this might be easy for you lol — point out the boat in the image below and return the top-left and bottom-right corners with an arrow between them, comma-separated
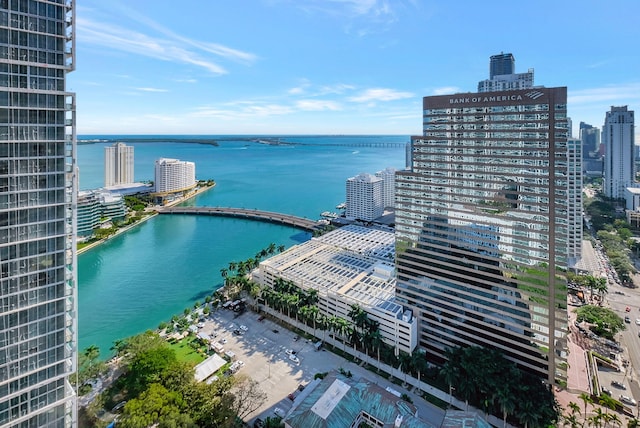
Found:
321,211 -> 339,219
336,202 -> 346,210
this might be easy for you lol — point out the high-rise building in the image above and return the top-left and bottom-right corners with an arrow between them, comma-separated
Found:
603,106 -> 635,199
345,173 -> 383,221
478,53 -> 534,93
489,52 -> 515,78
395,87 -> 569,384
374,167 -> 397,209
154,158 -> 196,194
567,138 -> 583,265
0,1 -> 77,426
579,122 -> 600,158
104,142 -> 134,187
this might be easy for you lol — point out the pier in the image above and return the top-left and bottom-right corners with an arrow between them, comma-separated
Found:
156,206 -> 323,231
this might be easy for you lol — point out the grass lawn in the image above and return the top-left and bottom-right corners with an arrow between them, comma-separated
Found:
167,336 -> 207,365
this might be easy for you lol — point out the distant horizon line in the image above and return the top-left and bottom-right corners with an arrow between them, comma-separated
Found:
78,133 -> 410,137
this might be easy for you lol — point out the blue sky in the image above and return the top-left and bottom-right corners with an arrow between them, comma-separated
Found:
71,0 -> 640,136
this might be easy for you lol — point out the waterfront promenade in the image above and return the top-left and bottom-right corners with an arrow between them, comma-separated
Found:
156,206 -> 323,232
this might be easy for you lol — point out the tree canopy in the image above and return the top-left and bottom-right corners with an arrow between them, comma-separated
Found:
439,346 -> 561,427
575,305 -> 625,339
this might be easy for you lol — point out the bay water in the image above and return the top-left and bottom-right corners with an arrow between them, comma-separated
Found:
76,135 -> 408,356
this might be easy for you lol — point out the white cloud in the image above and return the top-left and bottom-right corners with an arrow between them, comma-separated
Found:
109,3 -> 258,64
348,88 -> 414,102
136,87 -> 169,93
191,103 -> 293,119
432,86 -> 461,95
77,18 -> 228,75
296,100 -> 342,111
568,83 -> 640,105
316,83 -> 356,95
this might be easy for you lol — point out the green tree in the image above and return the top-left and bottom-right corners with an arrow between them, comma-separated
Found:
575,305 -> 625,338
493,382 -> 517,428
127,346 -> 178,396
578,392 -> 593,427
118,383 -> 195,428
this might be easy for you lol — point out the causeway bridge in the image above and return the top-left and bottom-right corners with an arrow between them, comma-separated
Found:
156,206 -> 322,231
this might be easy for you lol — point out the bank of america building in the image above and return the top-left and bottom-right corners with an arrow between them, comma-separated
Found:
0,0 -> 77,426
395,87 -> 569,384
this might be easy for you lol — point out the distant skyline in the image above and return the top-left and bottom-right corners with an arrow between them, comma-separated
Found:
72,0 -> 640,137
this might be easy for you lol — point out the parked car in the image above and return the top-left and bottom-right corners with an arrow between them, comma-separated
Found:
635,318 -> 640,325
601,387 -> 612,396
620,395 -> 637,406
285,349 -> 296,356
253,418 -> 265,428
289,354 -> 300,364
611,380 -> 626,390
274,408 -> 285,418
240,324 -> 249,331
625,316 -> 631,323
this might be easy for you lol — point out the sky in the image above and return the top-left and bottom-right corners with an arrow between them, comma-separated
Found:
70,0 -> 640,136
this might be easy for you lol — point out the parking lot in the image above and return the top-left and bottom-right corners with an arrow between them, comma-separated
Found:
201,307 -> 364,424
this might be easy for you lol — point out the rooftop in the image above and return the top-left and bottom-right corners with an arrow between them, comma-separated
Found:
284,371 -> 436,428
258,225 -> 397,310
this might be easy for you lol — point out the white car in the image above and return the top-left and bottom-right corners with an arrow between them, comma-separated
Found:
285,349 -> 296,356
274,408 -> 285,418
289,354 -> 300,364
240,324 -> 249,331
620,395 -> 637,406
635,319 -> 640,326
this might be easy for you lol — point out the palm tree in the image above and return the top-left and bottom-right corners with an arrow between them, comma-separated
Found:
220,268 -> 228,283
567,401 -> 581,418
410,350 -> 428,386
298,306 -> 310,327
277,245 -> 285,253
608,413 -> 622,428
562,413 -> 581,428
83,345 -> 100,362
339,321 -> 352,353
397,351 -> 412,384
228,261 -> 237,273
267,243 -> 276,255
349,327 -> 361,353
628,417 -> 640,428
599,393 -> 617,417
589,407 -> 605,428
348,304 -> 367,333
518,399 -> 540,428
579,392 -> 593,427
308,305 -> 319,336
369,330 -> 383,365
305,288 -> 319,307
493,384 -> 516,428
440,361 -> 459,408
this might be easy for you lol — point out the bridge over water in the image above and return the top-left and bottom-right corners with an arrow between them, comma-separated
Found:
156,206 -> 323,231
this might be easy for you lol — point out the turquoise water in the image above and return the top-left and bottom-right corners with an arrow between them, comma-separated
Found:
76,135 -> 408,356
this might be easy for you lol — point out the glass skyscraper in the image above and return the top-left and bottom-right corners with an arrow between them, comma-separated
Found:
0,0 -> 77,426
489,52 -> 515,78
395,87 -> 569,384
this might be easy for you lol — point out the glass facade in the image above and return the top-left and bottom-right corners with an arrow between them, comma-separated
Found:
0,0 -> 76,426
395,88 -> 568,384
